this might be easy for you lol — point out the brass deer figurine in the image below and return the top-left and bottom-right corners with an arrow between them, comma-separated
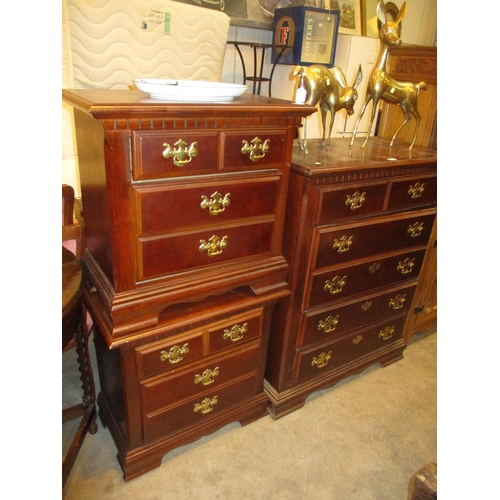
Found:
350,0 -> 427,150
294,64 -> 363,152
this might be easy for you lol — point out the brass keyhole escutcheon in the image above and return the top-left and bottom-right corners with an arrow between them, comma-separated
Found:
352,335 -> 363,345
160,343 -> 189,364
317,315 -> 340,333
199,235 -> 228,257
241,137 -> 270,162
223,323 -> 248,343
162,139 -> 198,167
200,192 -> 231,215
345,191 -> 366,210
361,300 -> 373,311
332,235 -> 353,253
311,351 -> 332,369
324,276 -> 347,295
368,262 -> 381,273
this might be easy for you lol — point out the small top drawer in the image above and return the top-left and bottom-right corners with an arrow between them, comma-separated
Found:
387,175 -> 437,211
132,130 -> 218,180
221,130 -> 287,170
316,181 -> 388,226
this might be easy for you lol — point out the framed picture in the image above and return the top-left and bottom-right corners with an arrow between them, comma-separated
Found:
335,0 -> 362,36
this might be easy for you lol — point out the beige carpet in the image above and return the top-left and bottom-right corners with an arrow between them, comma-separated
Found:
62,330 -> 436,499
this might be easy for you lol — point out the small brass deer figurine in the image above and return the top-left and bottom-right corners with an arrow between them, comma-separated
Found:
350,0 -> 427,150
294,64 -> 363,151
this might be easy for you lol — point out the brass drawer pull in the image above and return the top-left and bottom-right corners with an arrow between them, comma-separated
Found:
200,191 -> 231,215
407,222 -> 424,238
199,235 -> 228,257
241,137 -> 270,162
388,294 -> 406,310
162,139 -> 198,167
368,262 -> 380,273
194,367 -> 220,386
332,235 -> 353,253
345,191 -> 366,210
324,276 -> 347,295
223,322 -> 248,343
311,351 -> 332,368
160,343 -> 189,364
317,315 -> 340,333
408,182 -> 425,199
397,258 -> 415,275
352,335 -> 363,344
378,325 -> 395,341
194,396 -> 218,415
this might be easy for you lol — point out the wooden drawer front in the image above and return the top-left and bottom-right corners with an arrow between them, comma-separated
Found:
141,343 -> 261,414
387,175 -> 437,211
144,374 -> 258,443
307,249 -> 426,309
135,178 -> 280,234
221,130 -> 286,170
295,316 -> 406,384
137,332 -> 204,380
317,182 -> 388,225
207,309 -> 263,355
299,285 -> 416,348
132,131 -> 218,180
138,220 -> 274,280
314,213 -> 436,269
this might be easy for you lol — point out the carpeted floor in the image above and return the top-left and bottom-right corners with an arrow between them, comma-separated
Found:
62,330 -> 437,500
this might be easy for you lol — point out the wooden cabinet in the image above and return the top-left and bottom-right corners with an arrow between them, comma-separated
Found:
377,45 -> 437,149
264,138 -> 437,419
62,89 -> 315,480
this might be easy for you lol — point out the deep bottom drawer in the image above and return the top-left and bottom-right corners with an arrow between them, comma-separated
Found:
294,315 -> 406,384
144,374 -> 258,443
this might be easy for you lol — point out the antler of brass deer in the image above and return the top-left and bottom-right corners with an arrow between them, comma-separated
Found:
294,64 -> 362,152
350,0 -> 427,150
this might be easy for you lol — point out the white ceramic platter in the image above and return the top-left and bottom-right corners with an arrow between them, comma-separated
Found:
133,79 -> 248,102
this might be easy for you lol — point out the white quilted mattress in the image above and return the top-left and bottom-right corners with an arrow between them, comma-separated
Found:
65,0 -> 231,89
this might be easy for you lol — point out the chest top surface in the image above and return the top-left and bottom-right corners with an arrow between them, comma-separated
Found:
291,138 -> 437,179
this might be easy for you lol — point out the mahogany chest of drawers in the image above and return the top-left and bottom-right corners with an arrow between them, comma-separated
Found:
62,89 -> 315,479
264,138 -> 437,419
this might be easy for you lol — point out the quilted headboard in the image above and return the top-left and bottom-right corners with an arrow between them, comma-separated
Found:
62,0 -> 231,194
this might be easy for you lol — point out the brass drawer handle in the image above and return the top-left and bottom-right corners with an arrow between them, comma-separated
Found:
199,235 -> 228,257
324,276 -> 347,295
345,191 -> 366,210
200,191 -> 231,215
408,182 -> 425,199
241,137 -> 270,162
223,322 -> 248,343
317,315 -> 340,333
194,367 -> 220,386
194,396 -> 218,415
332,235 -> 353,253
378,325 -> 395,341
160,343 -> 189,364
397,258 -> 415,275
352,335 -> 363,344
162,139 -> 198,167
407,222 -> 424,238
311,351 -> 332,369
388,294 -> 406,310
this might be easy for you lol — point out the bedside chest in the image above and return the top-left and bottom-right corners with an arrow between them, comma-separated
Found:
62,90 -> 315,480
264,138 -> 437,419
